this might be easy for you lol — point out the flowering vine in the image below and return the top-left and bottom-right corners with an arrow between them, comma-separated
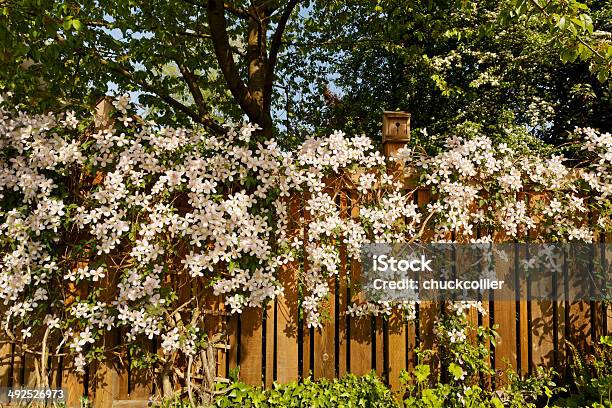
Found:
0,96 -> 609,379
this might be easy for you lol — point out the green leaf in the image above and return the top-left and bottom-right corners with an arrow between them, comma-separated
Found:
557,16 -> 567,30
600,336 -> 612,347
544,385 -> 553,398
448,362 -> 465,381
414,364 -> 430,383
596,68 -> 609,83
491,397 -> 504,408
570,17 -> 584,30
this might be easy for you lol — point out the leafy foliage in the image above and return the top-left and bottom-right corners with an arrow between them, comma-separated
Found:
283,0 -> 611,144
550,336 -> 612,407
213,373 -> 396,408
1,0 -> 610,142
0,0 -> 304,135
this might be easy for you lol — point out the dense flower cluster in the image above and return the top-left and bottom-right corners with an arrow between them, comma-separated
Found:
0,97 -> 609,372
394,131 -> 610,242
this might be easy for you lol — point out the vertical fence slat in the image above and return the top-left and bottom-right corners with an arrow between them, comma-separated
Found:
479,297 -> 493,389
530,301 -> 555,371
314,283 -> 335,379
24,347 -> 39,387
338,190 -> 349,378
129,342 -> 154,401
274,196 -> 300,383
226,316 -> 238,379
62,279 -> 88,406
387,313 -> 406,390
313,188 -> 339,380
217,301 -> 228,381
0,341 -> 11,387
592,240 -> 607,339
62,355 -> 87,408
567,302 -> 592,351
203,291 -> 225,388
492,246 -> 518,378
90,352 -> 123,408
518,296 -> 529,376
493,305 -> 518,376
416,190 -> 436,354
239,309 -> 263,386
47,353 -> 63,389
348,190 -> 372,376
554,296 -> 567,377
265,302 -> 275,387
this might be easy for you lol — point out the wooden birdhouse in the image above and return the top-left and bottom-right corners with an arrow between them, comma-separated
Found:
382,111 -> 410,143
382,111 -> 410,158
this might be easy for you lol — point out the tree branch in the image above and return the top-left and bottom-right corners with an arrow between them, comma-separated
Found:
264,0 -> 300,111
96,54 -> 224,134
207,0 -> 262,124
180,0 -> 251,19
175,30 -> 212,40
527,0 -> 606,61
175,60 -> 210,120
224,1 -> 251,19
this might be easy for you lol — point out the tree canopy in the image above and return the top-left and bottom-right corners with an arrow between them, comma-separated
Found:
1,0 -> 610,142
282,0 -> 612,145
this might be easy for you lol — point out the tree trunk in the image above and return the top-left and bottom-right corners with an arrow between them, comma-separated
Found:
207,0 -> 274,138
246,7 -> 273,137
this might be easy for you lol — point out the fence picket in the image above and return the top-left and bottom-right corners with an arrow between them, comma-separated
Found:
348,190 -> 373,376
0,341 -> 10,387
387,313 -> 407,390
238,309 -> 263,386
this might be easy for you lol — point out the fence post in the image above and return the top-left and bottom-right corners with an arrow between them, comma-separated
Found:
382,111 -> 410,158
381,111 -> 413,389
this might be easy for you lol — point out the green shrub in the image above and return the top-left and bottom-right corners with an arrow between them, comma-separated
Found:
214,372 -> 396,408
549,336 -> 612,407
153,320 -> 610,408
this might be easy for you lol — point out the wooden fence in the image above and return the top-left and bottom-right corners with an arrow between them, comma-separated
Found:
1,110 -> 610,407
1,188 -> 610,407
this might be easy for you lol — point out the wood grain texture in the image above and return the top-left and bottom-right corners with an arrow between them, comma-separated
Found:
239,309 -> 263,386
0,341 -> 11,387
90,332 -> 126,408
492,250 -> 517,377
226,316 -> 239,379
348,191 -> 372,376
314,282 -> 335,379
337,191 -> 349,377
387,313 -> 407,390
265,302 -> 275,387
275,268 -> 299,383
61,355 -> 87,408
274,196 -> 301,383
416,189 -> 437,357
